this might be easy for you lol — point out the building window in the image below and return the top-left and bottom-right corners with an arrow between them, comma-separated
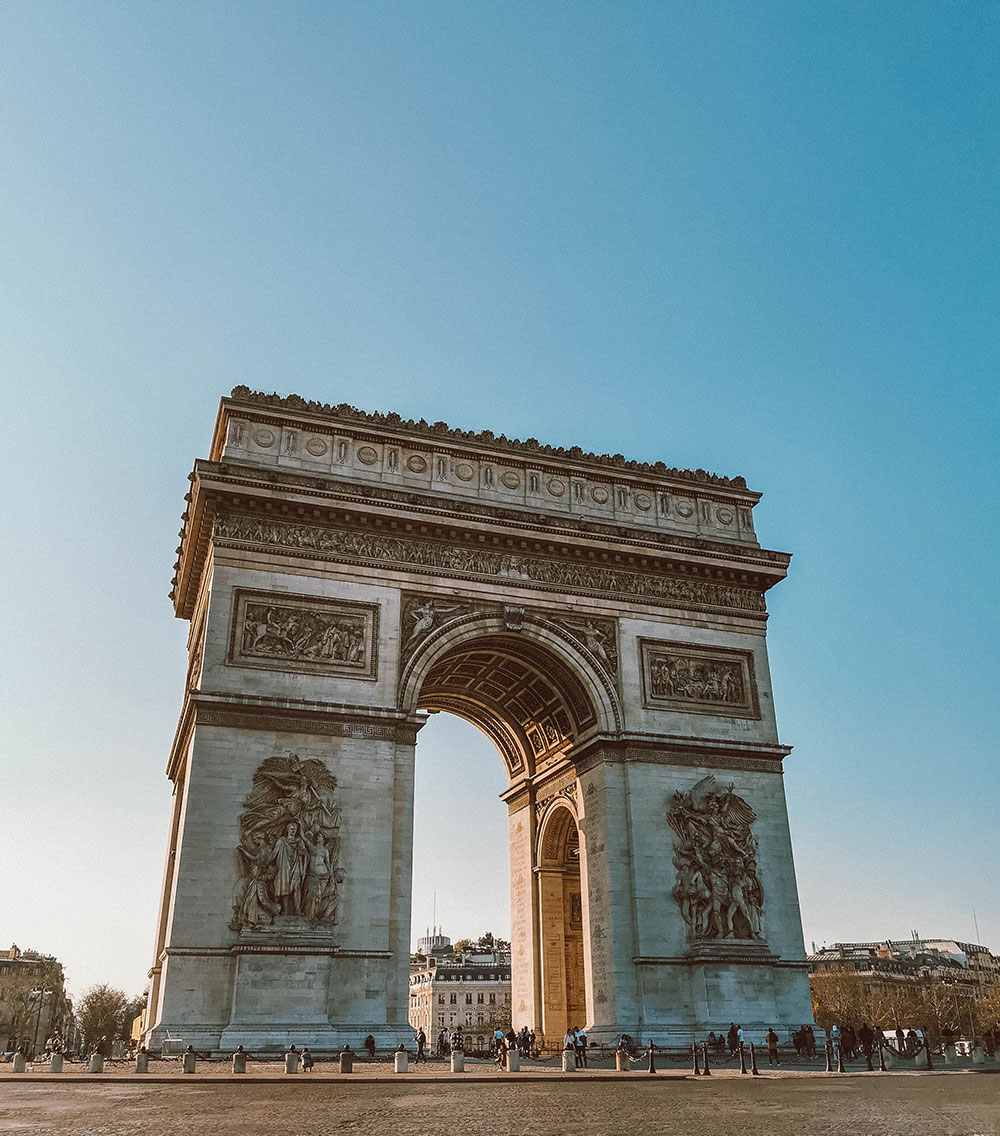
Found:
437,1015 -> 444,1026
438,994 -> 444,1004
489,993 -> 496,1004
465,994 -> 472,1004
450,993 -> 457,1004
477,993 -> 484,1004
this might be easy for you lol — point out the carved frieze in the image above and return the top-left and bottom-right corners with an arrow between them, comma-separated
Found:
227,588 -> 379,679
230,754 -> 344,933
640,638 -> 760,718
667,775 -> 763,942
213,514 -> 766,616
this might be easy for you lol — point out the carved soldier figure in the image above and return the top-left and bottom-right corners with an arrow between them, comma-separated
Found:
272,821 -> 309,915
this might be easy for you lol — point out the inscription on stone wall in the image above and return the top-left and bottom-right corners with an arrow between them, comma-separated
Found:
230,754 -> 344,933
667,775 -> 763,942
639,638 -> 759,718
227,588 -> 379,679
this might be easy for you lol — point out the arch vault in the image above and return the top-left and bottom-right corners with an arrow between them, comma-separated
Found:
145,388 -> 814,1051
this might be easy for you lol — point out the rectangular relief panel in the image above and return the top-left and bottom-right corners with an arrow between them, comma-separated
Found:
228,588 -> 379,679
639,638 -> 759,719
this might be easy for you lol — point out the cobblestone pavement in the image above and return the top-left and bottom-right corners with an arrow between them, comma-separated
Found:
1,1074 -> 997,1136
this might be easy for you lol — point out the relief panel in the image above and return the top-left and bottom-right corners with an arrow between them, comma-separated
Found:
639,638 -> 759,719
227,588 -> 379,679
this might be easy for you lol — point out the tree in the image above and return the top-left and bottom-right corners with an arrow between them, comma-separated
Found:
974,982 -> 1000,1034
453,939 -> 475,954
76,985 -> 129,1052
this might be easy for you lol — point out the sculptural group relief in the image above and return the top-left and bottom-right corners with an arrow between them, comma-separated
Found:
640,639 -> 760,718
230,754 -> 344,933
227,588 -> 379,679
667,775 -> 764,943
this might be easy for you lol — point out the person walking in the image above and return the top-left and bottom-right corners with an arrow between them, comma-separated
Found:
576,1026 -> 588,1068
766,1028 -> 780,1065
301,1047 -> 314,1072
414,1028 -> 426,1064
727,1023 -> 739,1056
364,1034 -> 376,1059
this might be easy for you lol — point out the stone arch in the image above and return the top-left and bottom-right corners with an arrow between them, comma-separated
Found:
534,799 -> 587,1042
398,609 -> 621,780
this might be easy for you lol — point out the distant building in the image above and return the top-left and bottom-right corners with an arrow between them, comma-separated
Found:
0,945 -> 74,1055
409,934 -> 512,1052
808,932 -> 1000,1000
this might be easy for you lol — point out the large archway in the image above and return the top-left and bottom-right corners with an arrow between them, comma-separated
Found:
400,616 -> 612,1045
145,388 -> 815,1054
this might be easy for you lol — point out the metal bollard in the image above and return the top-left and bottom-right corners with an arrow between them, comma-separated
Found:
837,1042 -> 845,1073
702,1042 -> 711,1076
12,1053 -> 26,1073
89,1054 -> 105,1074
749,1043 -> 760,1075
692,1043 -> 701,1075
394,1045 -> 408,1074
646,1042 -> 656,1074
739,1041 -> 748,1074
506,1049 -> 520,1072
450,1051 -> 464,1073
616,1049 -> 629,1072
134,1052 -> 148,1074
339,1045 -> 354,1074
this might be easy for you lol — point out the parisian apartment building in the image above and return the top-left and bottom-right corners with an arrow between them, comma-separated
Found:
408,930 -> 512,1053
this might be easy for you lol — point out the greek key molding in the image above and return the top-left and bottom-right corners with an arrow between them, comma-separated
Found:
213,513 -> 766,617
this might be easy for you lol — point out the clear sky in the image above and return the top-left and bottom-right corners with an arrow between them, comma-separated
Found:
1,1 -> 997,1001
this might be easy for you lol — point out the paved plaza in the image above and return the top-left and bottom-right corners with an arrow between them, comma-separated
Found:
1,1070 -> 997,1136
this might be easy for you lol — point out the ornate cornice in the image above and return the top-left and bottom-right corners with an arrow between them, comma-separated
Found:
166,691 -> 423,779
228,386 -> 749,489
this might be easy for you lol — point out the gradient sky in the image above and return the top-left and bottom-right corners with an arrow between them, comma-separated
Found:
1,1 -> 997,1001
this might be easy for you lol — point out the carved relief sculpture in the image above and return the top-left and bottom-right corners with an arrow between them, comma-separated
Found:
547,615 -> 618,676
231,754 -> 344,932
667,776 -> 763,942
228,588 -> 379,679
640,639 -> 760,718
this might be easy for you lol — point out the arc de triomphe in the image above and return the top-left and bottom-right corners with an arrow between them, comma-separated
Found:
145,387 -> 813,1051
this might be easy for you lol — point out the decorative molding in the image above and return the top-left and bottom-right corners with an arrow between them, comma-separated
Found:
639,638 -> 761,719
213,513 -> 766,617
228,386 -> 749,489
227,588 -> 379,680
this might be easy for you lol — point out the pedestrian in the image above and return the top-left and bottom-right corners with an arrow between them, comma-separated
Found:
859,1023 -> 874,1061
727,1022 -> 739,1056
736,1024 -> 745,1053
364,1034 -> 376,1058
529,1030 -> 537,1057
495,1034 -> 507,1069
414,1028 -> 426,1063
766,1027 -> 779,1065
894,1026 -> 905,1052
805,1025 -> 816,1059
301,1047 -> 314,1072
576,1025 -> 588,1068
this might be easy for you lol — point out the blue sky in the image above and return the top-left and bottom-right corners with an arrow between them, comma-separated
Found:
1,1 -> 997,997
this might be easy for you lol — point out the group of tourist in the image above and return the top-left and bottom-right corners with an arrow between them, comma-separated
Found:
561,1026 -> 589,1067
